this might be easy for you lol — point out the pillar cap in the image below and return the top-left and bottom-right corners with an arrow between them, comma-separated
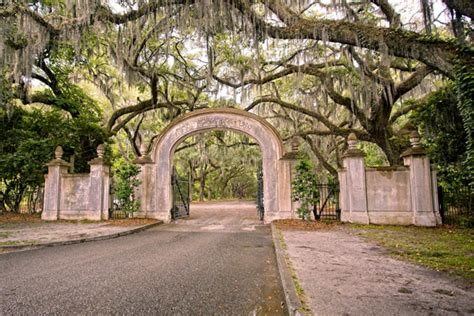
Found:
89,144 -> 110,165
46,146 -> 71,167
133,143 -> 154,164
133,156 -> 154,164
401,131 -> 426,157
342,133 -> 365,158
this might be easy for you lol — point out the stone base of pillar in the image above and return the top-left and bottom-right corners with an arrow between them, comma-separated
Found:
340,210 -> 350,222
147,211 -> 172,223
41,212 -> 59,221
133,211 -> 148,218
413,213 -> 437,227
58,211 -> 102,221
265,211 -> 292,224
368,211 -> 412,225
345,211 -> 370,224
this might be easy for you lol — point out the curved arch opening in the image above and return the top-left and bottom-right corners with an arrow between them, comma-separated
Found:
137,108 -> 293,223
171,130 -> 263,223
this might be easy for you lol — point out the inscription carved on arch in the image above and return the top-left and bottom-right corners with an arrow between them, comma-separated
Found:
174,117 -> 254,139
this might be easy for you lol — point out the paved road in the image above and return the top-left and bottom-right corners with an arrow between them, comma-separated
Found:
0,202 -> 287,315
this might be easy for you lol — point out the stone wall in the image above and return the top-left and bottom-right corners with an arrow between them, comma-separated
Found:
338,132 -> 441,227
42,145 -> 110,221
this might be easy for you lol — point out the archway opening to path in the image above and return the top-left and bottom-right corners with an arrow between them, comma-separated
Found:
172,130 -> 262,224
137,108 -> 293,223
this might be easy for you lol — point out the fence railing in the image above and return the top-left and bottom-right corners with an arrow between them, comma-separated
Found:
18,186 -> 44,214
313,183 -> 340,220
439,185 -> 473,227
171,168 -> 190,220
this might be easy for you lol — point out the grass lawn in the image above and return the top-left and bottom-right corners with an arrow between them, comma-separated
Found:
348,224 -> 474,283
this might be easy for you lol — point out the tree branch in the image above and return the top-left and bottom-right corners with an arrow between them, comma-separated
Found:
303,136 -> 338,177
370,0 -> 401,27
393,65 -> 433,102
245,96 -> 362,138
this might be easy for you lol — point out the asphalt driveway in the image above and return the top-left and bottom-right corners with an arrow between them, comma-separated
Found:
0,202 -> 286,315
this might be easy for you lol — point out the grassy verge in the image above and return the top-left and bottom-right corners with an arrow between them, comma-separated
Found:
276,228 -> 312,314
0,231 -> 12,238
348,224 -> 474,282
0,240 -> 38,246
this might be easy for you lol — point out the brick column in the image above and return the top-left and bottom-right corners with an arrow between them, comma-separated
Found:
42,146 -> 71,221
88,145 -> 110,220
339,133 -> 369,224
402,132 -> 440,226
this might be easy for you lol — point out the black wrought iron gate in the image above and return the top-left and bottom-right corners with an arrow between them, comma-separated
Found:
256,164 -> 264,221
313,183 -> 340,220
171,167 -> 190,220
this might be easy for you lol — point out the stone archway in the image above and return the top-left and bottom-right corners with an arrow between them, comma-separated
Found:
135,108 -> 293,223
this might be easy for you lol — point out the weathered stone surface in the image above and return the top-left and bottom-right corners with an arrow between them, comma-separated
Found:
339,134 -> 441,226
42,145 -> 110,221
140,108 -> 293,223
42,147 -> 71,221
403,155 -> 439,226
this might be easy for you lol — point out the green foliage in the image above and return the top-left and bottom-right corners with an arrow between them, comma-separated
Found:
454,57 -> 474,186
292,160 -> 318,221
0,69 -> 14,113
33,44 -> 103,119
173,131 -> 260,201
411,82 -> 471,189
0,67 -> 108,212
358,141 -> 388,166
0,105 -> 107,212
5,23 -> 28,50
112,158 -> 141,214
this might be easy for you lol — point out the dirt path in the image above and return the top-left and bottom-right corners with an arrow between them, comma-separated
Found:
167,200 -> 262,232
281,228 -> 474,315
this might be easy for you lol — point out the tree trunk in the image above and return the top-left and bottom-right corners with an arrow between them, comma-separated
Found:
199,171 -> 207,202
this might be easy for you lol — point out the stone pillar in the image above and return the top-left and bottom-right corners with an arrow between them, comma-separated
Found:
88,145 -> 110,220
280,137 -> 302,219
276,158 -> 293,221
42,146 -> 71,220
339,133 -> 369,224
134,144 -> 154,218
402,132 -> 439,226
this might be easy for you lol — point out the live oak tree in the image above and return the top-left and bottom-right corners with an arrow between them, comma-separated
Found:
0,0 -> 472,181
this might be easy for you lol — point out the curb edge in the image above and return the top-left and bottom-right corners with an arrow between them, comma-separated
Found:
0,221 -> 163,252
271,222 -> 311,316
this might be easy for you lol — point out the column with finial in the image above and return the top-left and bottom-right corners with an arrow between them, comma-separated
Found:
339,133 -> 369,224
133,143 -> 154,217
42,146 -> 71,220
88,144 -> 110,220
401,131 -> 440,226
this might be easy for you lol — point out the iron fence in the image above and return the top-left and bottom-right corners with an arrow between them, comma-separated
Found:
438,185 -> 473,227
171,168 -> 190,220
19,186 -> 44,213
313,183 -> 340,221
256,164 -> 264,221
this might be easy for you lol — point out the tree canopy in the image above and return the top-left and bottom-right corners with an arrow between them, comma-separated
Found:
0,0 -> 473,206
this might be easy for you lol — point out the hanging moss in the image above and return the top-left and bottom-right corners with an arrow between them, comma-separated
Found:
5,23 -> 28,50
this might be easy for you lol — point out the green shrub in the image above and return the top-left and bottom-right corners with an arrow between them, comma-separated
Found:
292,160 -> 318,221
113,159 -> 141,215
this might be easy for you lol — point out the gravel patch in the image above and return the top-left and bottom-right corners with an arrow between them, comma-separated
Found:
281,229 -> 474,315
